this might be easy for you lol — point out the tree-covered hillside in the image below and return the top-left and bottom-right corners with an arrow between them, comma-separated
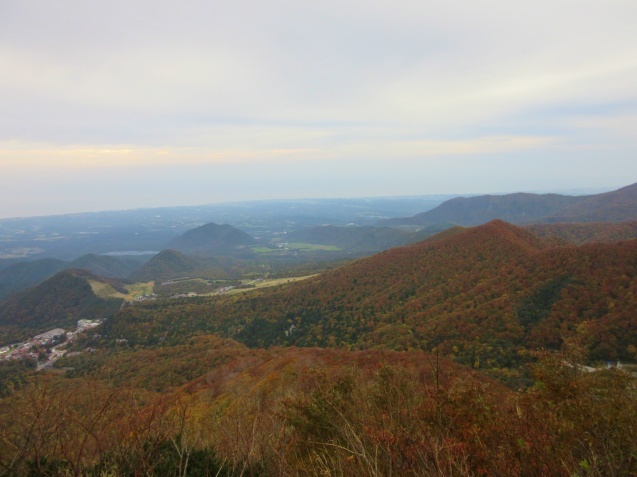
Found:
0,269 -> 124,345
89,220 -> 637,386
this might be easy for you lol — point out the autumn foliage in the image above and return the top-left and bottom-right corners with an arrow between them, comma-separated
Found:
0,344 -> 635,476
93,220 -> 637,384
2,221 -> 637,475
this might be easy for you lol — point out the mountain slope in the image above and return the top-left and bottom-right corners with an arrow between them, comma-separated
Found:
69,253 -> 142,279
128,250 -> 201,282
226,221 -> 636,369
102,220 -> 637,381
544,182 -> 637,223
167,222 -> 256,255
0,269 -> 124,345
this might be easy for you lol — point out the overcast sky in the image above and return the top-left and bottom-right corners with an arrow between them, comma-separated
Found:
1,0 -> 636,218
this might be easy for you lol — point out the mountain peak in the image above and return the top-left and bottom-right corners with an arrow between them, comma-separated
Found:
167,222 -> 256,255
460,219 -> 549,252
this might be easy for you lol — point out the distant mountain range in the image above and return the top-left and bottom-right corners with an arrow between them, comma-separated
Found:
0,223 -> 258,298
2,183 -> 637,317
0,196 -> 448,260
381,182 -> 637,227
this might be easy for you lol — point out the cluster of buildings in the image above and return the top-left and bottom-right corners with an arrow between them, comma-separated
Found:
170,292 -> 200,299
0,320 -> 102,366
168,285 -> 237,299
135,293 -> 157,302
215,285 -> 236,294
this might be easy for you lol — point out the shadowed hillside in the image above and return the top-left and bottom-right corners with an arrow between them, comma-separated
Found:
0,254 -> 143,301
129,250 -> 201,282
0,258 -> 67,301
0,269 -> 124,345
69,253 -> 143,279
129,249 -> 231,282
167,222 -> 256,255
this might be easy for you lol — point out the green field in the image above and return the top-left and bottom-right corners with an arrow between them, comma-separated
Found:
124,281 -> 155,301
227,274 -> 318,295
88,280 -> 129,300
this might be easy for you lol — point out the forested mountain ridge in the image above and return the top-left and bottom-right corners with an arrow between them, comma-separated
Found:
382,193 -> 585,226
3,335 -> 636,476
99,220 -> 637,384
542,182 -> 637,223
382,182 -> 637,227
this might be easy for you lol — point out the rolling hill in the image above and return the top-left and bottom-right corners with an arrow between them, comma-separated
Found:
167,222 -> 256,255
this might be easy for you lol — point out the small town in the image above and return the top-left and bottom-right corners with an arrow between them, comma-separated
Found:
0,319 -> 102,370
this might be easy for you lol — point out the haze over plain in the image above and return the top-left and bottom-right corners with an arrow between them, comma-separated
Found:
1,0 -> 636,218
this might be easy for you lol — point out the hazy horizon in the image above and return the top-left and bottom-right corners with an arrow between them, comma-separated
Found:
2,1 -> 636,218
0,185 -> 617,221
